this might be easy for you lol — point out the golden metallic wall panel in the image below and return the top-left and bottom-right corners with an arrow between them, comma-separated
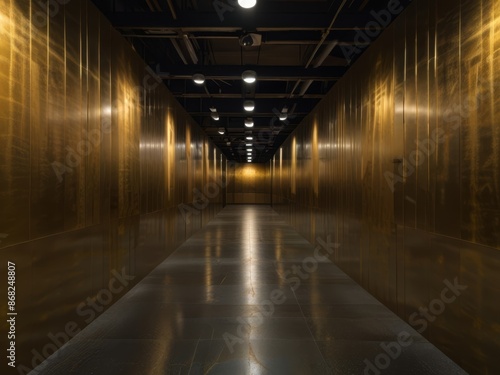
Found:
0,0 -> 225,372
0,0 -> 31,247
272,0 -> 500,373
227,163 -> 271,204
434,0 -> 462,238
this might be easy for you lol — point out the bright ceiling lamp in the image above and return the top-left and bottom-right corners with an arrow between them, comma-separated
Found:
244,118 -> 254,127
218,127 -> 225,134
209,107 -> 219,120
193,73 -> 205,84
279,106 -> 288,121
246,148 -> 252,152
246,136 -> 253,140
242,70 -> 257,83
246,143 -> 252,146
243,100 -> 255,111
238,0 -> 257,9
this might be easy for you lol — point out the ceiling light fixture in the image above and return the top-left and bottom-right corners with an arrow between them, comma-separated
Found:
243,100 -> 255,111
238,0 -> 257,9
193,73 -> 205,84
218,128 -> 225,134
279,106 -> 288,121
244,118 -> 254,127
211,112 -> 220,121
246,143 -> 252,146
242,70 -> 257,83
246,136 -> 253,140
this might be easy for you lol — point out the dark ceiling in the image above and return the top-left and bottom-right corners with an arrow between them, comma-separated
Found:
91,0 -> 412,163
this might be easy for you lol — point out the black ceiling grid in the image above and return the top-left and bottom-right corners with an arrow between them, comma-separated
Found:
92,0 -> 412,162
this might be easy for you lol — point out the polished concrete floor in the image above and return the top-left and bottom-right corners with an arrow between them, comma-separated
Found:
35,205 -> 466,375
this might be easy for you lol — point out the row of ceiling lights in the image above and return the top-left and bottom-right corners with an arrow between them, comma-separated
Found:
192,70 -> 256,86
192,46 -> 277,162
195,70 -> 258,139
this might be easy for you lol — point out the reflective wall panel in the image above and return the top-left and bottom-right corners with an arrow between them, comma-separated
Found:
227,163 -> 271,204
0,1 -> 225,373
271,0 -> 500,373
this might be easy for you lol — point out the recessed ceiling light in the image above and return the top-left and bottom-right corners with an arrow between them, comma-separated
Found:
246,136 -> 253,140
246,148 -> 252,152
246,143 -> 252,146
243,100 -> 255,111
238,0 -> 257,9
279,113 -> 287,121
218,128 -> 225,134
193,73 -> 205,84
245,118 -> 254,127
211,112 -> 220,121
242,70 -> 257,83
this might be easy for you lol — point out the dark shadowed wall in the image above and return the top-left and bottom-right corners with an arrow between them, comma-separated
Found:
0,1 -> 225,373
271,0 -> 500,373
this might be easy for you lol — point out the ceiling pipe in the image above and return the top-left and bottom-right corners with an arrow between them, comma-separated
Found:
170,39 -> 188,64
312,40 -> 339,68
298,80 -> 313,96
289,0 -> 347,98
183,34 -> 199,64
166,0 -> 178,19
145,0 -> 156,12
299,40 -> 338,96
151,0 -> 162,11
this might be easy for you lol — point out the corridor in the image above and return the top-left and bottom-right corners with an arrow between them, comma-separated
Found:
33,206 -> 465,375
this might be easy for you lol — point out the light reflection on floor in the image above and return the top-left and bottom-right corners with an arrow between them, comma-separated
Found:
32,205 -> 466,375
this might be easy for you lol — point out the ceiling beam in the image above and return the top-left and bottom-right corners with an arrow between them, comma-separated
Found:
156,65 -> 346,81
180,97 -> 318,113
107,12 -> 375,31
189,112 -> 308,117
122,30 -> 372,46
174,93 -> 325,99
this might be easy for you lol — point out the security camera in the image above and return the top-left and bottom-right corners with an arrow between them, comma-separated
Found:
239,33 -> 262,47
